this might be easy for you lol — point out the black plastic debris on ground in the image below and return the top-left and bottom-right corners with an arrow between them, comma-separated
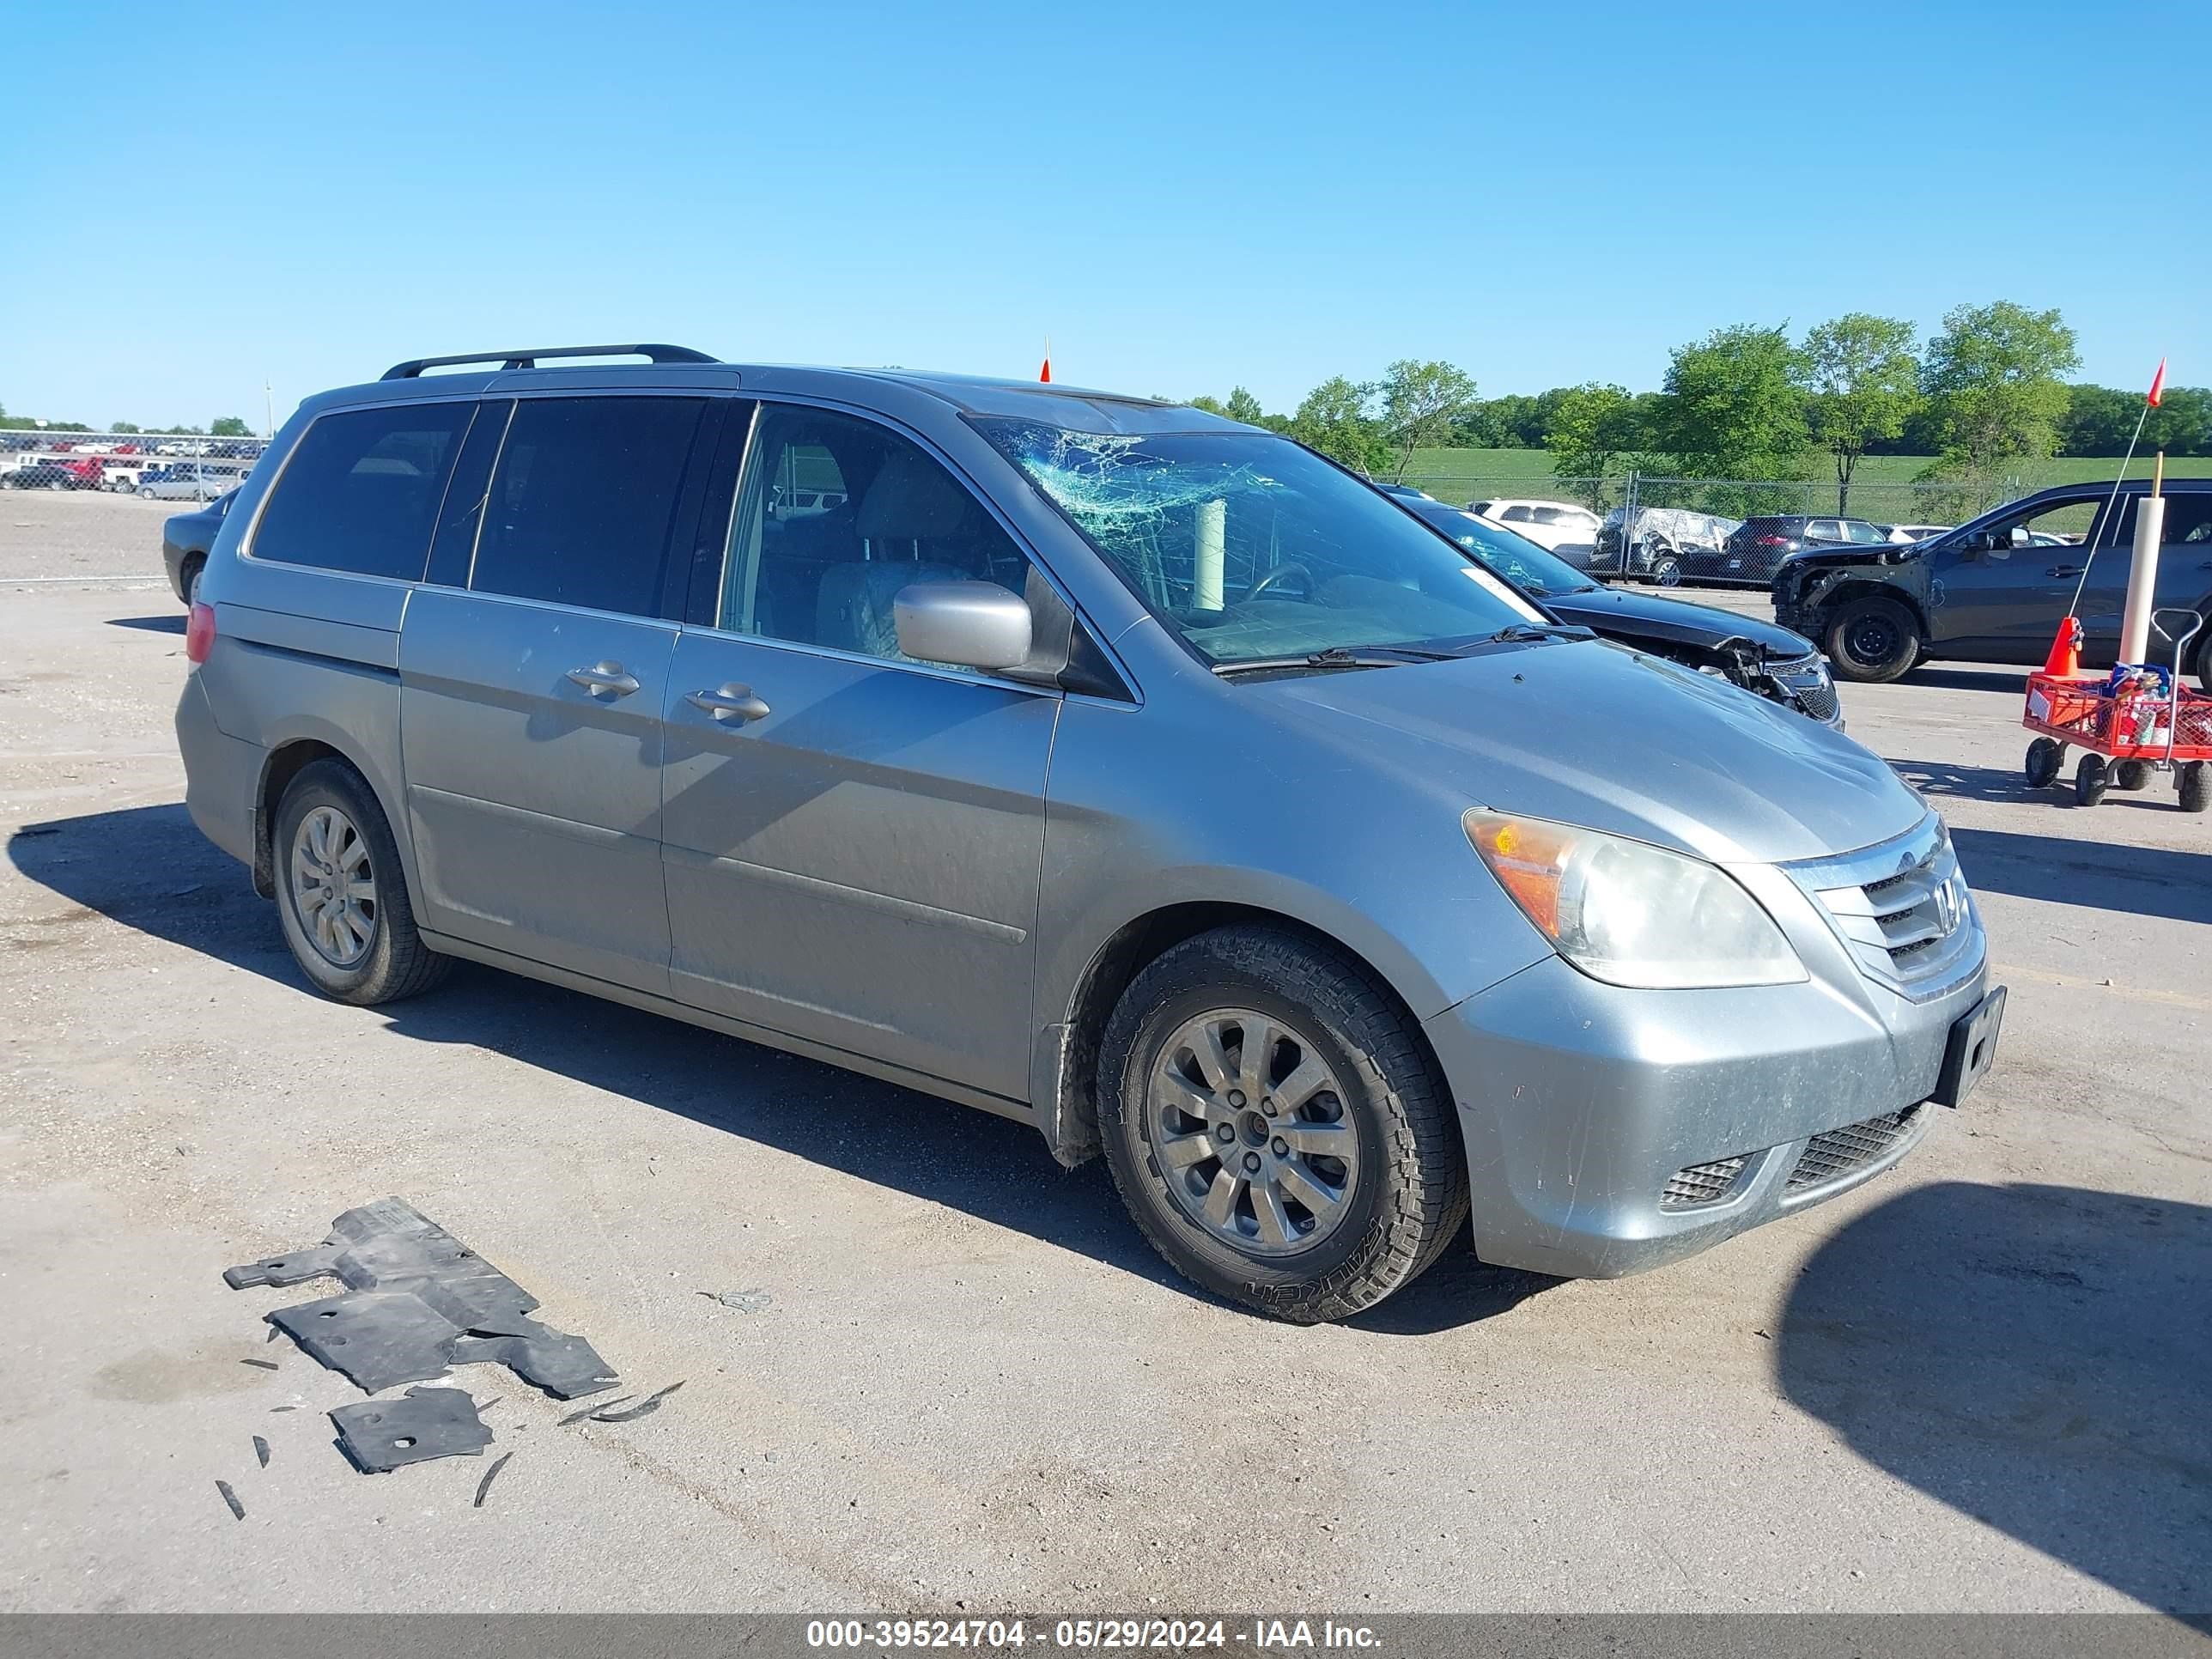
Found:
223,1197 -> 618,1400
330,1386 -> 493,1474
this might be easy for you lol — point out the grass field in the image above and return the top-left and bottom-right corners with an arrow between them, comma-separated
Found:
1399,447 -> 2212,501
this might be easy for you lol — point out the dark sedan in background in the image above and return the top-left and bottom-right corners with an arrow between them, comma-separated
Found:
161,488 -> 240,604
1399,498 -> 1842,726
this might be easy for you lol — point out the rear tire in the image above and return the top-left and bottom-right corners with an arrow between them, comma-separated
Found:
273,760 -> 451,1006
1826,596 -> 1921,683
1097,925 -> 1467,1323
2115,759 -> 2150,792
179,556 -> 204,607
1647,553 -> 1682,587
2074,753 -> 2109,808
2025,738 -> 2063,788
2181,762 -> 2208,815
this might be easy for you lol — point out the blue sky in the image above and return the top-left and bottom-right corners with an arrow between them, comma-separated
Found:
4,0 -> 2204,430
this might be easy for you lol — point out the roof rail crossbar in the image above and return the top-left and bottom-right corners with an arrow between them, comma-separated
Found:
380,343 -> 720,380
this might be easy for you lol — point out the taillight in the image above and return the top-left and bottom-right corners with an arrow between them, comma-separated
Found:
185,601 -> 216,665
1754,535 -> 1789,547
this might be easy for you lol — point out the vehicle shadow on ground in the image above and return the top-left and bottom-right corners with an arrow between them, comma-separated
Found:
1948,823 -> 2212,924
1904,665 -> 2028,694
1778,1181 -> 2212,1621
105,614 -> 185,634
8,804 -> 1539,1328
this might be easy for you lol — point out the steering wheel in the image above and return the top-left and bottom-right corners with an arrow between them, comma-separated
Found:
1246,562 -> 1314,602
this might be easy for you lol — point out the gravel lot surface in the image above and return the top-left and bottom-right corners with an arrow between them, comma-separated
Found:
2,493 -> 2206,1616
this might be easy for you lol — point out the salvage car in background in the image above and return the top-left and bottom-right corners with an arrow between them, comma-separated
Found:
1399,499 -> 1841,726
1721,514 -> 1892,584
1467,498 -> 1605,561
176,343 -> 1998,1323
1591,505 -> 1741,586
161,487 -> 240,604
1774,480 -> 2212,685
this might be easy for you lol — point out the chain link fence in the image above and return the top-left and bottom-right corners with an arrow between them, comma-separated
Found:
0,429 -> 266,501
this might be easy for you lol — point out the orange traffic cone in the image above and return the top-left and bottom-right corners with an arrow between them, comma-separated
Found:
2041,616 -> 2082,678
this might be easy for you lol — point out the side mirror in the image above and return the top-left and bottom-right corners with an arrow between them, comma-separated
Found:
893,580 -> 1033,672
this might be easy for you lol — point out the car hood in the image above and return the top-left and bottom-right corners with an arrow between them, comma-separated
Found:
1540,586 -> 1817,658
1776,543 -> 1924,578
1260,639 -> 1922,866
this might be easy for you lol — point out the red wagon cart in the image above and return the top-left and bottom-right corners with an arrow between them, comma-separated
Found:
2023,608 -> 2209,810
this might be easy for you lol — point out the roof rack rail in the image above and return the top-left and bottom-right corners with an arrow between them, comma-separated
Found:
380,343 -> 720,380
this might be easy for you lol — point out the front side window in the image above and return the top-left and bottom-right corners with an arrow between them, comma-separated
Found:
720,404 -> 1034,664
252,401 -> 473,579
1968,494 -> 2100,557
470,396 -> 706,616
977,422 -> 1542,667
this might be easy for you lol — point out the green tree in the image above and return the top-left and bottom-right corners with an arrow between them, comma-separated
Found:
1649,324 -> 1810,481
2147,386 -> 2212,457
210,416 -> 252,436
1291,376 -> 1390,474
1796,313 -> 1920,514
1918,301 -> 2078,483
1376,360 -> 1479,480
1545,383 -> 1645,503
111,421 -> 142,434
2059,384 -> 2138,455
1224,386 -> 1266,426
1187,394 -> 1228,416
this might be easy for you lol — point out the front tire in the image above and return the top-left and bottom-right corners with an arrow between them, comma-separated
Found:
2181,762 -> 2208,814
2025,737 -> 2064,788
1097,925 -> 1467,1323
2074,753 -> 2109,808
180,556 -> 204,607
1647,553 -> 1683,587
273,759 -> 451,1006
1826,596 -> 1921,683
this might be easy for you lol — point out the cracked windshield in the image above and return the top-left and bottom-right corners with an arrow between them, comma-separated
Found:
979,422 -> 1541,667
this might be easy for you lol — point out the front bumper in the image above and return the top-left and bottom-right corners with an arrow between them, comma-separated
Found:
1424,939 -> 1985,1279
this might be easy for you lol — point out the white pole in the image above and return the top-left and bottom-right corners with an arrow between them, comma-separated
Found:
264,380 -> 274,438
1194,498 -> 1226,611
2118,453 -> 2166,666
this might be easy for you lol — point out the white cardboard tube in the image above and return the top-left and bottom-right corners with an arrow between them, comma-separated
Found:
2119,493 -> 2165,666
1194,498 -> 1226,611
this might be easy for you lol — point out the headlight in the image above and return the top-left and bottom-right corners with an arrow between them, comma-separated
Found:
1464,811 -> 1804,989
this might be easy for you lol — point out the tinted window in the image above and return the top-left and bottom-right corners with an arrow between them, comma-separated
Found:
252,402 -> 473,579
2111,493 -> 2212,547
1500,505 -> 1535,521
720,404 -> 1033,665
471,396 -> 706,616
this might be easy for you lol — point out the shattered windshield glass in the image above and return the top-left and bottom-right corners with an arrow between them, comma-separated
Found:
976,422 -> 1543,666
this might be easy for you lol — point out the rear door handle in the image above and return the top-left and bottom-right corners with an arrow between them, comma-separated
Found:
565,661 -> 641,697
684,683 -> 771,723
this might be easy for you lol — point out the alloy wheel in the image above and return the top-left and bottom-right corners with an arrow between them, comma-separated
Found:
1147,1008 -> 1359,1255
289,805 -> 377,967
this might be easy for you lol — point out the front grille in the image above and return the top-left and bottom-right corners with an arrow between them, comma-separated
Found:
1661,1155 -> 1750,1209
1785,814 -> 1981,1000
1767,653 -> 1839,722
1787,1108 -> 1922,1191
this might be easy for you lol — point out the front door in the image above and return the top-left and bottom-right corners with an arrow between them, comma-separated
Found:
658,402 -> 1057,1100
398,392 -> 716,992
1927,491 -> 2106,654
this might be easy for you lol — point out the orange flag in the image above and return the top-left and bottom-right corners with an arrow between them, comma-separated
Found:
1039,343 -> 1052,384
2148,359 -> 2166,407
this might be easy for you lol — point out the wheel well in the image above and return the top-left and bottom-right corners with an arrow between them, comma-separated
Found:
1048,902 -> 1449,1168
251,739 -> 347,896
1814,580 -> 1927,638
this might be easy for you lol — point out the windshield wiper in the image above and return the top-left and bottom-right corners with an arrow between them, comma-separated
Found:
1480,623 -> 1596,646
1212,644 -> 1460,678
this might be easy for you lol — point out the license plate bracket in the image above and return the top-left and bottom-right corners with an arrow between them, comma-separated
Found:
1931,985 -> 2006,1109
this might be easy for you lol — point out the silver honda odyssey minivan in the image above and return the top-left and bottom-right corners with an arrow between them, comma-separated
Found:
175,344 -> 2005,1322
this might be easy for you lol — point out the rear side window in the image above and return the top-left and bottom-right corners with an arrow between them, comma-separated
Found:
470,396 -> 707,617
252,402 -> 474,579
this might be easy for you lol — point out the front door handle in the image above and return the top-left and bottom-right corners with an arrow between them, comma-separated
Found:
685,683 -> 771,723
2047,564 -> 2084,580
565,661 -> 641,698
